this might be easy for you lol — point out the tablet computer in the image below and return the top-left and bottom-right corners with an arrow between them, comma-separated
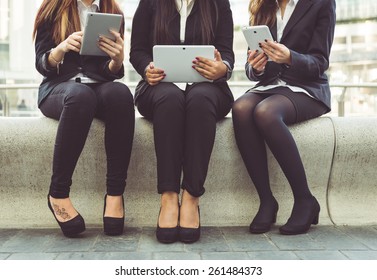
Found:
80,12 -> 122,56
153,45 -> 215,83
242,25 -> 273,53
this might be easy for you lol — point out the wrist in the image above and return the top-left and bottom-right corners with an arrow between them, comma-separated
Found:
109,59 -> 123,74
110,59 -> 123,68
50,49 -> 62,64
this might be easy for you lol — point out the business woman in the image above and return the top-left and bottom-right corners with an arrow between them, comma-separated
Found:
33,0 -> 135,237
232,0 -> 335,235
130,0 -> 234,243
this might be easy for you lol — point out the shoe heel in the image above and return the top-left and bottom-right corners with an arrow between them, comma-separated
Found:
312,213 -> 319,225
103,194 -> 125,236
272,212 -> 277,223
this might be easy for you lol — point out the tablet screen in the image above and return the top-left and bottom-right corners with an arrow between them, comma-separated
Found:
80,12 -> 122,56
153,45 -> 215,83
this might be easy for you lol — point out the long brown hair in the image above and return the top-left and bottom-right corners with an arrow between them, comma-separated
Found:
249,0 -> 279,27
33,0 -> 124,45
154,0 -> 218,44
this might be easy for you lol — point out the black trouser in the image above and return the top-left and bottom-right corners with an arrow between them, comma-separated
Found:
40,81 -> 135,198
137,82 -> 232,197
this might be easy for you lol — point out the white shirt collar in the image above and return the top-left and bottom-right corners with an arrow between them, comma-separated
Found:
276,0 -> 299,42
175,0 -> 195,43
77,0 -> 100,30
77,0 -> 100,10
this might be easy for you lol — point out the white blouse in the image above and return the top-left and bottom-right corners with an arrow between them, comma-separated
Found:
77,0 -> 100,31
175,0 -> 195,43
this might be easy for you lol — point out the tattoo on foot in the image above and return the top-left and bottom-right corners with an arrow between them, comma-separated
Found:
52,203 -> 71,220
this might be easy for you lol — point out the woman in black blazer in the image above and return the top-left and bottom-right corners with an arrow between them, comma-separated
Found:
33,0 -> 135,237
130,0 -> 234,243
232,0 -> 336,235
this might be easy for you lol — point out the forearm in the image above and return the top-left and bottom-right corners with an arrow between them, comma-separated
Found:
47,46 -> 65,68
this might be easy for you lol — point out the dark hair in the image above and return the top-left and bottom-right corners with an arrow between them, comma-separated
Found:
249,0 -> 279,27
154,0 -> 218,44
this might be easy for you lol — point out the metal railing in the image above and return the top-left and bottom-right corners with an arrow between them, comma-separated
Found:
1,82 -> 377,117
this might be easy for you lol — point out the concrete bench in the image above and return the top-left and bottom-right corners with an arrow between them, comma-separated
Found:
0,116 -> 376,228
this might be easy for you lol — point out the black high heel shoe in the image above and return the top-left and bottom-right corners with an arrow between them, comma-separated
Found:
249,198 -> 279,234
179,206 -> 200,243
47,195 -> 85,238
279,196 -> 320,235
103,194 -> 125,236
156,206 -> 179,244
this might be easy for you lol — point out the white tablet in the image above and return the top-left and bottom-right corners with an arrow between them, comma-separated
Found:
242,25 -> 274,53
153,45 -> 215,83
80,12 -> 122,56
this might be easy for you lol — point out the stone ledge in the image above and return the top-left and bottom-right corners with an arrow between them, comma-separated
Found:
0,116 -> 376,228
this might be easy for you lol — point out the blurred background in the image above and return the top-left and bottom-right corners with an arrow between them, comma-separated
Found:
1,0 -> 377,117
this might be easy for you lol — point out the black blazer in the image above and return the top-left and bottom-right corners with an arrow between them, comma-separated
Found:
35,18 -> 124,107
246,0 -> 336,112
129,0 -> 234,103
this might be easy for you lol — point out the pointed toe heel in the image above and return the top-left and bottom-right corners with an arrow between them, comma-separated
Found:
179,206 -> 200,243
249,198 -> 279,234
279,196 -> 320,235
47,195 -> 85,238
156,225 -> 179,244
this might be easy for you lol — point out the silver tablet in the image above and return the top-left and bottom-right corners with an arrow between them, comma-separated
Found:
242,25 -> 274,53
80,12 -> 122,56
153,45 -> 215,83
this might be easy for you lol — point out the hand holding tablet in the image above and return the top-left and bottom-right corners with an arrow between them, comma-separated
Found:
153,45 -> 215,83
80,12 -> 123,56
243,25 -> 291,65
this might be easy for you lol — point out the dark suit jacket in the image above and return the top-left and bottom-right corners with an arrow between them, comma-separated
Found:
129,0 -> 234,103
35,18 -> 124,107
246,0 -> 336,112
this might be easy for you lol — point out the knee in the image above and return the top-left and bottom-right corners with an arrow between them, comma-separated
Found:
186,84 -> 216,112
253,103 -> 280,129
153,84 -> 184,109
64,84 -> 97,113
232,97 -> 255,122
101,82 -> 134,110
232,98 -> 250,115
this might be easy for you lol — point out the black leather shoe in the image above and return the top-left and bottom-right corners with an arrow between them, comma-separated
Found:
103,194 -> 125,236
156,207 -> 179,243
47,195 -> 85,238
279,196 -> 320,235
249,197 -> 279,234
179,206 -> 200,243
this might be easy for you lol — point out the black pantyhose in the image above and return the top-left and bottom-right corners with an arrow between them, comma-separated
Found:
232,92 -> 314,225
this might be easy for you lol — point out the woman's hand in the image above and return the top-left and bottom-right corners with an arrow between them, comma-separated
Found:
145,62 -> 165,86
247,49 -> 268,74
98,30 -> 125,73
57,31 -> 84,53
260,40 -> 291,65
48,31 -> 83,69
192,49 -> 228,80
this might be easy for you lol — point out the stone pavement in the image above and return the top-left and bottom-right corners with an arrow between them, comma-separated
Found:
1,225 -> 377,260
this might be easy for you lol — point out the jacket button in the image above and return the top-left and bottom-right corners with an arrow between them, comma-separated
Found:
77,67 -> 83,71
